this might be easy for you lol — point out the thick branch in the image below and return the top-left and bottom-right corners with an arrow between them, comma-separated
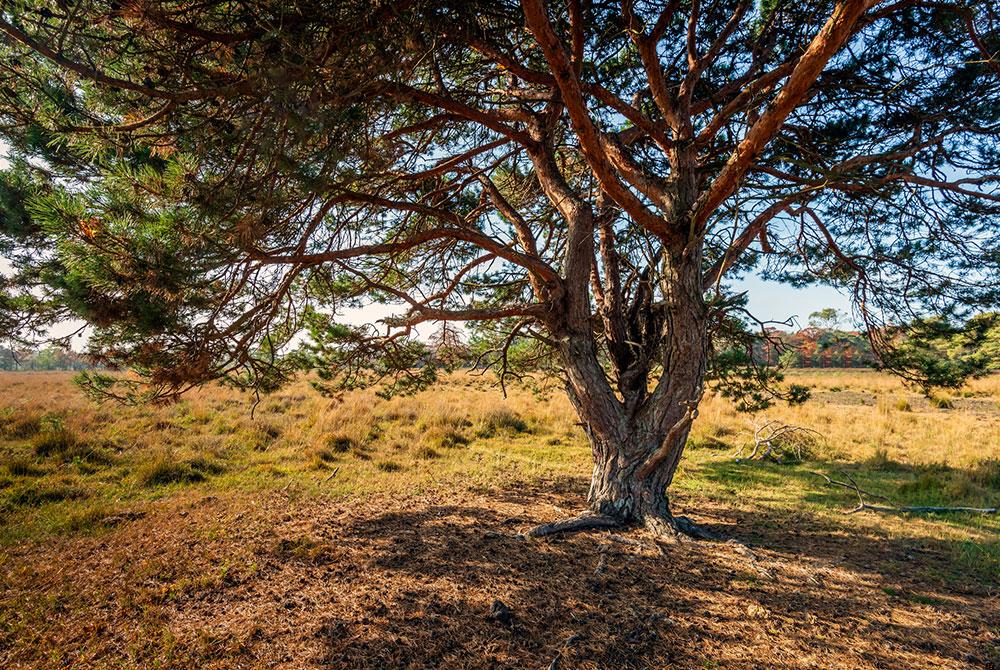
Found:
522,0 -> 673,241
693,0 -> 873,230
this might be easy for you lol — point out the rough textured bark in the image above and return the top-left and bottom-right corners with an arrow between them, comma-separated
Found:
553,244 -> 710,537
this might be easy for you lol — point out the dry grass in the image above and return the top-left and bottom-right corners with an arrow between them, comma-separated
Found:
0,369 -> 998,669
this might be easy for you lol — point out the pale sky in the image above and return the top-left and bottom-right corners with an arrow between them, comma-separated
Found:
736,275 -> 853,328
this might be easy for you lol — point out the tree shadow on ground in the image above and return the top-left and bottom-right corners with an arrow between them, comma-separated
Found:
299,480 -> 997,669
4,475 -> 997,669
688,447 -> 1000,523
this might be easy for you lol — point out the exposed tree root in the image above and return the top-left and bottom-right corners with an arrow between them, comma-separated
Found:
525,512 -> 622,537
644,514 -> 721,542
525,510 -> 721,542
669,515 -> 722,541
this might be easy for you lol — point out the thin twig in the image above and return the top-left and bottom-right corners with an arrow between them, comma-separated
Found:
811,471 -> 998,515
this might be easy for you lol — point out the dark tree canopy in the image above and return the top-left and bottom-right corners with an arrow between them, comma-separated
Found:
1,0 -> 999,533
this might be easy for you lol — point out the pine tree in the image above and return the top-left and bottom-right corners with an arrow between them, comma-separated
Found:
1,1 -> 998,536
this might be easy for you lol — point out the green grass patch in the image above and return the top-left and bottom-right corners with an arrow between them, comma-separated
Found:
882,587 -> 944,607
6,480 -> 90,507
137,452 -> 225,487
4,456 -> 44,477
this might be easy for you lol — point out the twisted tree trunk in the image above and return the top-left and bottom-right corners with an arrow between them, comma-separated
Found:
537,251 -> 710,539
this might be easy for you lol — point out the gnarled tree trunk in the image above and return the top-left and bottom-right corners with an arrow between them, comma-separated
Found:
547,249 -> 710,538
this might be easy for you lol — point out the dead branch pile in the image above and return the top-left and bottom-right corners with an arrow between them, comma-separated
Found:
734,417 -> 823,463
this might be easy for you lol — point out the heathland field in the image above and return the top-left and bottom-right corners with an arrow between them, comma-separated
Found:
0,370 -> 998,669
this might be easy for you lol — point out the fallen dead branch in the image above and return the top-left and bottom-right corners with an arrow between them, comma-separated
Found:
735,417 -> 823,463
811,471 -> 999,515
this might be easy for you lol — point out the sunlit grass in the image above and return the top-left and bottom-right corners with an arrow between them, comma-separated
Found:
0,368 -> 997,581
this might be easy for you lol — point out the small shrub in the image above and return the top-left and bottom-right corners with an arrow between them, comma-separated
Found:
477,408 -> 529,437
894,397 -> 912,412
376,460 -> 403,472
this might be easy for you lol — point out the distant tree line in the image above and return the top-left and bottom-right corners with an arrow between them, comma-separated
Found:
756,328 -> 877,369
0,346 -> 92,371
751,309 -> 875,368
724,308 -> 1000,377
444,309 -> 999,374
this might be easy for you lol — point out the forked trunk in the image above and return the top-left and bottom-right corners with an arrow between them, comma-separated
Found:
554,246 -> 709,538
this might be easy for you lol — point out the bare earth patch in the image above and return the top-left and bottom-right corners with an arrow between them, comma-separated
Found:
1,485 -> 996,669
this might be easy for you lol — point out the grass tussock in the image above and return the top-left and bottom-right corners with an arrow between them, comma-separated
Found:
137,452 -> 225,487
414,446 -> 440,460
5,456 -> 44,477
928,393 -> 954,409
431,428 -> 469,449
970,459 -> 1000,489
7,480 -> 90,507
0,409 -> 43,439
325,435 -> 355,453
476,406 -> 529,438
30,419 -> 77,456
275,536 -> 333,563
375,460 -> 404,473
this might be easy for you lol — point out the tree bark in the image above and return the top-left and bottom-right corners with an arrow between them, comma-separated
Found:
587,431 -> 679,527
553,248 -> 710,538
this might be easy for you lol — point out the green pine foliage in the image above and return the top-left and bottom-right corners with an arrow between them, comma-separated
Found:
0,0 -> 997,405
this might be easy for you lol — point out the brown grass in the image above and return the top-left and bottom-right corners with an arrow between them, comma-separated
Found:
0,369 -> 997,669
